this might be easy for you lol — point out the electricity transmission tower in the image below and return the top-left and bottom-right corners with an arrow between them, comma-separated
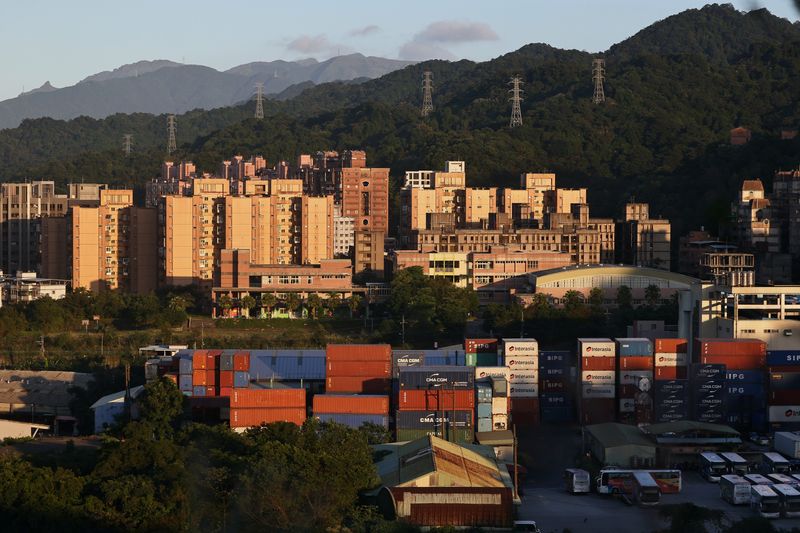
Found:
592,58 -> 606,104
254,82 -> 265,119
122,134 -> 133,156
167,115 -> 177,155
509,76 -> 523,128
421,71 -> 433,117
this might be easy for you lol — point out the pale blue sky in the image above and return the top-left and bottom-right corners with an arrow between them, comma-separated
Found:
1,0 -> 797,101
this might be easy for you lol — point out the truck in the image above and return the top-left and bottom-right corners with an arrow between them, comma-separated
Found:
773,484 -> 800,518
774,432 -> 800,460
750,484 -> 781,519
720,474 -> 751,505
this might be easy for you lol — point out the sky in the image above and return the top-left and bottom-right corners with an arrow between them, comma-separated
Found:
0,0 -> 797,101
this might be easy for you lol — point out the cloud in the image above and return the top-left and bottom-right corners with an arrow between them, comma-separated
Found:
287,34 -> 334,54
349,25 -> 380,37
399,20 -> 498,60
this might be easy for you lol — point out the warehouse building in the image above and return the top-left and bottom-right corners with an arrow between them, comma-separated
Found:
90,386 -> 144,433
372,435 -> 515,528
0,370 -> 92,417
584,422 -> 657,468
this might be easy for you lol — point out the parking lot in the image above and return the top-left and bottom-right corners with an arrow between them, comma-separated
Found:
515,424 -> 800,533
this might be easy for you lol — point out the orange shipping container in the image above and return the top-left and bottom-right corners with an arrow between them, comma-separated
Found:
233,351 -> 250,371
205,369 -> 218,385
582,356 -> 616,371
231,388 -> 306,408
326,376 -> 391,394
327,360 -> 391,377
205,354 -> 218,369
230,407 -> 306,428
398,389 -> 475,410
654,339 -> 688,354
192,351 -> 208,370
620,356 -> 654,370
312,394 -> 390,415
220,387 -> 233,397
325,344 -> 391,362
655,366 -> 687,380
700,354 -> 765,370
192,369 -> 207,386
695,339 -> 766,356
220,371 -> 234,388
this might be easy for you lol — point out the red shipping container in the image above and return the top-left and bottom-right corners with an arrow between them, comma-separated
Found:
326,376 -> 391,394
205,353 -> 218,369
205,369 -> 218,385
465,338 -> 499,354
582,356 -> 616,371
700,354 -> 765,370
327,361 -> 391,377
313,394 -> 390,415
231,388 -> 306,408
326,344 -> 391,362
205,386 -> 217,397
695,339 -> 766,357
618,385 -> 638,397
192,369 -> 207,386
219,387 -> 233,397
654,339 -> 688,354
510,398 -> 540,425
398,389 -> 475,410
771,391 -> 800,404
230,407 -> 306,428
655,367 -> 688,380
192,351 -> 208,370
620,356 -> 654,370
580,399 -> 616,425
220,371 -> 234,388
234,351 -> 250,371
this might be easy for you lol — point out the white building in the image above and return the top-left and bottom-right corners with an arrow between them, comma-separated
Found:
90,386 -> 144,434
0,271 -> 68,306
333,204 -> 354,258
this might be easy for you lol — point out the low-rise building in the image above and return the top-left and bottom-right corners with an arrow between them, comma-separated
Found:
0,271 -> 68,305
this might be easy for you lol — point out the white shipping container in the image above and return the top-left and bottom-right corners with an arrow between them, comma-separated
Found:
768,406 -> 800,423
508,370 -> 538,384
654,352 -> 687,367
475,366 -> 509,381
581,370 -> 615,385
578,339 -> 615,357
492,413 -> 509,431
618,370 -> 654,386
509,383 -> 538,397
492,397 -> 508,415
581,384 -> 615,399
506,356 -> 539,369
619,398 -> 635,413
502,339 -> 539,356
774,432 -> 800,459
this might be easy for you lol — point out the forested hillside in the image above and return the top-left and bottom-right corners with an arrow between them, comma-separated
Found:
1,4 -> 799,236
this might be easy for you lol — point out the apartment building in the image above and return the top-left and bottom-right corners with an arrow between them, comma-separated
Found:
615,202 -> 672,270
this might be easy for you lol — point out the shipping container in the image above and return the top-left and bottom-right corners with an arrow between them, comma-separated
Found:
619,398 -> 635,413
233,371 -> 249,388
615,338 -> 654,357
230,407 -> 306,427
220,371 -> 233,388
312,394 -> 389,415
506,356 -> 539,370
508,370 -> 537,384
655,366 -> 688,380
233,351 -> 250,371
248,349 -> 326,381
475,366 -> 509,381
692,364 -> 726,381
392,350 -> 425,369
577,338 -> 615,357
179,375 -> 192,391
771,391 -> 800,404
326,344 -> 392,362
654,353 -> 688,367
725,383 -> 766,397
192,369 -> 207,386
620,356 -> 654,370
205,353 -> 218,370
695,339 -> 767,357
540,367 -> 568,378
770,372 -> 800,390
327,360 -> 391,377
774,432 -> 800,459
465,338 -> 499,355
326,376 -> 391,394
767,351 -> 800,367
179,357 -> 193,375
466,352 -> 501,367
581,385 -> 615,399
582,356 -> 616,371
726,370 -> 765,383
476,382 -> 493,403
219,387 -> 233,397
398,389 -> 475,410
205,386 -> 217,396
315,412 -> 389,428
618,371 -> 653,387
579,398 -> 616,424
654,339 -> 688,354
490,377 -> 508,398
399,367 -> 474,389
693,381 -> 725,395
396,410 -> 473,429
581,370 -> 615,385
539,351 -> 571,368
424,354 -> 468,366
540,394 -> 572,407
541,406 -> 574,423
230,388 -> 306,408
492,413 -> 509,431
220,353 -> 234,371
511,400 -> 541,425
477,417 -> 493,433
509,383 -> 539,397
192,351 -> 208,370
396,427 -> 474,444
617,384 -> 639,398
477,403 -> 492,419
205,369 -> 217,384
501,338 -> 539,357
700,354 -> 765,370
193,386 -> 206,397
540,379 -> 569,393
492,397 -> 508,415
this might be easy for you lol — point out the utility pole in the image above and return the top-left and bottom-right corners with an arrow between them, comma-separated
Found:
421,71 -> 433,117
122,134 -> 133,156
592,58 -> 606,104
400,315 -> 407,345
254,82 -> 265,119
513,424 -> 519,500
509,76 -> 523,128
167,114 -> 177,155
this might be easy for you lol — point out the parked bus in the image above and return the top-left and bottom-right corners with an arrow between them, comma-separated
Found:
762,452 -> 791,474
596,469 -> 681,494
791,473 -> 800,485
699,452 -> 727,482
630,471 -> 660,506
744,473 -> 774,485
564,468 -> 591,494
720,452 -> 749,476
774,484 -> 800,518
719,475 -> 751,505
751,484 -> 781,518
767,473 -> 797,486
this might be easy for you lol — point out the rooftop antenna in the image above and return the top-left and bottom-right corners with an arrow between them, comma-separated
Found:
509,76 -> 523,128
254,82 -> 265,120
592,58 -> 606,104
167,115 -> 177,155
122,134 -> 133,157
421,71 -> 434,117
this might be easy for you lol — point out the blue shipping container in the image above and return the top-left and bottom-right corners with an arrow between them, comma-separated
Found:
691,364 -> 726,381
192,386 -> 206,397
541,406 -> 574,423
541,367 -> 568,378
725,383 -> 765,397
770,372 -> 800,390
476,382 -> 493,403
693,381 -> 724,395
477,417 -> 492,433
725,370 -> 765,384
179,358 -> 193,375
179,375 -> 193,391
477,403 -> 492,418
540,394 -> 572,407
220,354 -> 234,371
399,367 -> 474,389
616,338 -> 653,357
234,371 -> 250,388
767,351 -> 800,366
249,349 -> 326,381
425,354 -> 468,367
315,413 -> 389,428
539,351 -> 571,368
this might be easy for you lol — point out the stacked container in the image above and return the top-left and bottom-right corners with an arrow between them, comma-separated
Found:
473,366 -> 510,431
654,339 -> 688,380
539,351 -> 575,423
579,338 -> 616,424
725,369 -> 766,431
654,379 -> 690,422
312,394 -> 390,428
178,354 -> 193,395
326,344 -> 391,394
229,388 -> 306,429
192,350 -> 220,397
690,363 -> 726,423
504,339 -> 540,426
615,338 -> 654,425
465,338 -> 500,367
695,339 -> 766,369
396,366 -> 475,444
219,350 -> 251,396
476,381 -> 493,433
767,350 -> 800,431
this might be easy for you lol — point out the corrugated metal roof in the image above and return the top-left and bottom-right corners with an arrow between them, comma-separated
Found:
248,349 -> 326,381
90,386 -> 145,410
585,423 -> 655,449
644,420 -> 740,437
0,371 -> 93,414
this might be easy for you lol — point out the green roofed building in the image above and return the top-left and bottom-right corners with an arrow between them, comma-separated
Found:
584,423 -> 657,468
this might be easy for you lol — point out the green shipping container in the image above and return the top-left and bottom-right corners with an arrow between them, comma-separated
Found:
396,428 -> 475,444
466,352 -> 498,367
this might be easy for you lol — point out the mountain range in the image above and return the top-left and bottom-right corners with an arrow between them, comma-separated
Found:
0,54 -> 414,130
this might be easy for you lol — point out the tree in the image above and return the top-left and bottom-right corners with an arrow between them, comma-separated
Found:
306,293 -> 323,319
327,292 -> 343,315
284,293 -> 301,317
563,290 -> 586,318
217,295 -> 233,317
137,377 -> 185,439
645,284 -> 662,308
240,295 -> 257,318
616,285 -> 633,309
259,293 -> 277,318
347,294 -> 363,318
588,287 -> 604,309
357,422 -> 392,445
526,293 -> 553,319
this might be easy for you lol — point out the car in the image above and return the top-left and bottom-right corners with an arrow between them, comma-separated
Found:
513,521 -> 541,532
749,432 -> 770,446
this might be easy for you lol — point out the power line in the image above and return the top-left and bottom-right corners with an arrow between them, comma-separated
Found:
509,76 -> 523,128
421,71 -> 433,117
254,82 -> 265,120
167,115 -> 177,155
592,58 -> 606,104
122,134 -> 133,156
